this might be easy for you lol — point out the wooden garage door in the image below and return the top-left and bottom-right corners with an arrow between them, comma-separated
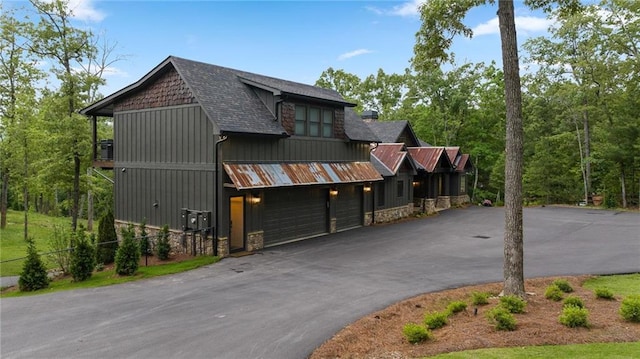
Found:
336,185 -> 363,231
263,187 -> 328,246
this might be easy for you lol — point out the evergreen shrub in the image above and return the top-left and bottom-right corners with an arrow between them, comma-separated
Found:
402,323 -> 432,344
156,225 -> 171,260
500,295 -> 526,313
96,210 -> 118,264
553,279 -> 574,293
446,300 -> 467,314
424,311 -> 448,329
18,238 -> 50,291
595,288 -> 615,300
545,285 -> 564,301
619,295 -> 640,322
559,305 -> 589,328
486,307 -> 516,331
563,296 -> 585,309
471,291 -> 489,305
115,224 -> 140,276
69,225 -> 96,282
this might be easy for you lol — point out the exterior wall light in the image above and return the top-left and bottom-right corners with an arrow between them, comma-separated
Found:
329,187 -> 339,196
413,181 -> 420,187
250,191 -> 261,204
363,184 -> 372,192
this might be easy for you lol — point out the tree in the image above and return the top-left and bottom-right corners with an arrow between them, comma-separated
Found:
115,223 -> 140,276
96,210 -> 118,264
18,237 -> 50,291
69,224 -> 95,281
414,0 -> 526,296
156,224 -> 171,260
27,0 -> 99,230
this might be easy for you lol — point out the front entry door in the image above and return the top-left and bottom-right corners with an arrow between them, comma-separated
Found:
230,196 -> 245,252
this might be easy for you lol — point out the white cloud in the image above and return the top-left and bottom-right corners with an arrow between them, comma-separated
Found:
366,0 -> 424,17
67,0 -> 106,22
472,16 -> 555,36
102,66 -> 128,77
338,49 -> 373,61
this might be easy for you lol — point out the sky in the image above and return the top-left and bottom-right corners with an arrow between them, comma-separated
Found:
8,0 -> 555,98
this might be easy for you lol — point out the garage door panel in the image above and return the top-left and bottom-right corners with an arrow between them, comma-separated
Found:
336,185 -> 362,230
263,187 -> 328,246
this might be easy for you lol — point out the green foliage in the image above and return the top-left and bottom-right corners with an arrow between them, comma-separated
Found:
47,224 -> 71,274
423,311 -> 448,329
139,219 -> 151,256
553,279 -> 574,293
563,296 -> 585,309
619,295 -> 640,323
446,300 -> 468,314
584,274 -> 640,297
18,238 -> 50,291
402,323 -> 432,344
69,225 -> 95,282
114,224 -> 140,276
499,295 -> 526,314
96,210 -> 118,264
156,224 -> 171,260
471,291 -> 490,305
594,288 -> 615,300
559,305 -> 589,328
545,285 -> 564,301
486,307 -> 516,331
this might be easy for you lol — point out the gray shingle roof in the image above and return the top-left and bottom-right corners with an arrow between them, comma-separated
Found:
344,108 -> 381,142
366,120 -> 411,143
81,56 -> 366,138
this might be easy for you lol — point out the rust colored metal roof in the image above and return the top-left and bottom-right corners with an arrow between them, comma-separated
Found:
224,162 -> 383,190
456,153 -> 473,173
445,147 -> 460,164
407,147 -> 451,172
371,144 -> 407,176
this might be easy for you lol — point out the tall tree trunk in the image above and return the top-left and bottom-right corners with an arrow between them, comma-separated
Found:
620,166 -> 627,208
72,151 -> 80,231
498,0 -> 525,298
87,168 -> 93,231
573,117 -> 588,204
582,106 -> 591,197
23,140 -> 28,241
1,171 -> 8,229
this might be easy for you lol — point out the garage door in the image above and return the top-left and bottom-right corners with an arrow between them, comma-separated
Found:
263,187 -> 328,246
336,185 -> 363,231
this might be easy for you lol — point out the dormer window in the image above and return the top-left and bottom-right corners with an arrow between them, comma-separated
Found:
295,105 -> 333,138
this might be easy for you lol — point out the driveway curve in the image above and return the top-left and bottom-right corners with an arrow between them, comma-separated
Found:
1,206 -> 638,358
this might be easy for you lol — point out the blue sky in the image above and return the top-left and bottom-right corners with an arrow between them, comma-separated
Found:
9,0 -> 555,97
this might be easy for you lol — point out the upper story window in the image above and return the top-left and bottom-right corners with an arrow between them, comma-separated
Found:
295,105 -> 333,138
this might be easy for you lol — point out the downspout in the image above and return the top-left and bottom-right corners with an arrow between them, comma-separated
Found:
214,134 -> 228,256
369,143 -> 379,224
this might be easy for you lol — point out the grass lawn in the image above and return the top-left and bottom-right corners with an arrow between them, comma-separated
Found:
1,210 -> 85,276
427,342 -> 640,358
1,255 -> 219,297
583,273 -> 640,297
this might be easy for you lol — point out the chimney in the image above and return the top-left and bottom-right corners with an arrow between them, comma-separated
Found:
361,110 -> 378,122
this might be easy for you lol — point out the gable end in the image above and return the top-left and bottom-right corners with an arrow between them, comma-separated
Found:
114,67 -> 197,112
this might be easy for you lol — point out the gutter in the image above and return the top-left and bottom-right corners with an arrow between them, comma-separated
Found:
214,134 -> 229,256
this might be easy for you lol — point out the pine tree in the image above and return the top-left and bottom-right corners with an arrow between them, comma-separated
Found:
156,224 -> 171,260
139,218 -> 151,256
70,225 -> 95,282
96,210 -> 118,264
115,223 -> 140,276
18,238 -> 50,291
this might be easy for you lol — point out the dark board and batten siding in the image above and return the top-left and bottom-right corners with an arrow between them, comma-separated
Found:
114,105 -> 216,230
223,136 -> 370,163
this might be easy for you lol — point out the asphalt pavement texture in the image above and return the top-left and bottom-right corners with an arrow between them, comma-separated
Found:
1,206 -> 638,359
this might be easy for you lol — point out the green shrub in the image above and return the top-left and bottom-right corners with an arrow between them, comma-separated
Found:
559,305 -> 589,328
500,295 -> 526,313
471,291 -> 490,305
424,311 -> 448,329
446,300 -> 468,314
402,323 -> 432,344
563,296 -> 585,309
18,238 -> 50,292
69,226 -> 96,282
156,224 -> 171,260
486,307 -> 516,331
595,288 -> 615,300
47,225 -> 72,275
545,285 -> 564,301
619,295 -> 640,322
115,224 -> 140,276
97,210 -> 118,264
139,219 -> 151,256
553,279 -> 574,293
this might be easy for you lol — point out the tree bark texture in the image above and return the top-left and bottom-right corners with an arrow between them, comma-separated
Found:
1,171 -> 8,229
498,0 -> 525,297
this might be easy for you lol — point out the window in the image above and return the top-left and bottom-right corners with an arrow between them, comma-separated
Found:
397,180 -> 404,198
460,177 -> 466,194
294,105 -> 333,137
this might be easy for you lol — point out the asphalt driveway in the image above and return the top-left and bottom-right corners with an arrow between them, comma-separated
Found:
1,206 -> 638,358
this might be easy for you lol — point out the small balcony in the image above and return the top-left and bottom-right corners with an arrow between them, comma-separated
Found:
93,139 -> 114,169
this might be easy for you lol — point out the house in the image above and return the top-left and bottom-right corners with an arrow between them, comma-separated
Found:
81,56 -> 382,257
363,111 -> 472,217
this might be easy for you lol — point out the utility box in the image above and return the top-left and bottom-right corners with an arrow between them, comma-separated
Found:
100,139 -> 114,160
